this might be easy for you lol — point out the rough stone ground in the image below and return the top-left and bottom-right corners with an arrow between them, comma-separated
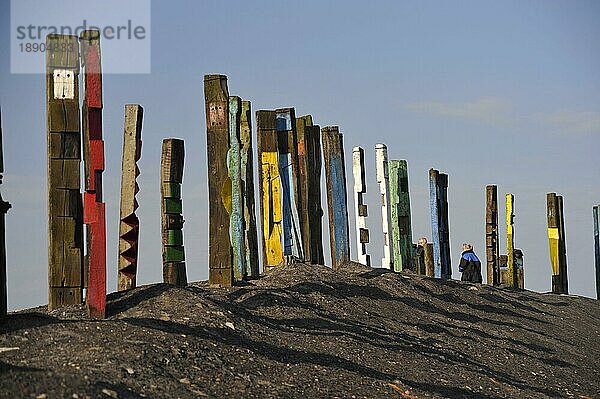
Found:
1,262 -> 599,399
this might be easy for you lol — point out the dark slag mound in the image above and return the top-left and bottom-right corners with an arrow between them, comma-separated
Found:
1,263 -> 599,398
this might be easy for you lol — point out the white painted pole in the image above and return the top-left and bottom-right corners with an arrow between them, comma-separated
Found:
376,144 -> 393,270
352,147 -> 370,266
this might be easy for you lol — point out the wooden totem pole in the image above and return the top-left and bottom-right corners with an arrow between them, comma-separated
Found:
299,118 -> 324,265
161,138 -> 187,286
296,115 -> 314,263
389,160 -> 413,272
276,108 -> 303,260
593,205 -> 600,300
375,144 -> 393,270
485,185 -> 500,285
322,126 -> 350,270
80,30 -> 106,318
547,193 -> 568,294
229,96 -> 246,280
429,169 -> 451,279
257,110 -> 284,271
0,109 -> 11,320
506,193 -> 516,288
240,101 -> 259,277
352,146 -> 370,266
46,34 -> 84,309
204,75 -> 233,286
118,104 -> 143,291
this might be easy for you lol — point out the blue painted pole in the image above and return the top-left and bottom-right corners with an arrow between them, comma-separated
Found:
429,168 -> 441,278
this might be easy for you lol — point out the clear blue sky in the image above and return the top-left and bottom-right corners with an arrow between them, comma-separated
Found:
1,0 -> 598,310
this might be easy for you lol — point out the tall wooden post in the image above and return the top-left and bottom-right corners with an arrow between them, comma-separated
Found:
257,110 -> 284,271
352,147 -> 370,266
296,115 -> 313,263
229,96 -> 246,280
306,124 -> 325,265
429,169 -> 451,279
424,243 -> 434,277
118,104 -> 143,291
322,126 -> 350,270
547,193 -> 568,294
593,205 -> 600,300
506,193 -> 516,288
204,75 -> 233,286
485,185 -> 500,285
240,101 -> 259,277
376,144 -> 393,270
557,196 -> 568,293
46,34 -> 84,310
80,30 -> 106,318
389,160 -> 412,272
276,108 -> 303,260
161,139 -> 187,286
0,109 -> 11,320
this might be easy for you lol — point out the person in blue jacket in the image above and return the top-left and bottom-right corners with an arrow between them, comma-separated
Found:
459,243 -> 482,283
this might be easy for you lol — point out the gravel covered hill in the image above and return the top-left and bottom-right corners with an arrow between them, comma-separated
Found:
1,263 -> 599,399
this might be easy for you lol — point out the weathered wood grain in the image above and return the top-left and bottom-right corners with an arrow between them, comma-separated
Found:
0,108 -> 11,321
80,30 -> 106,318
276,108 -> 303,260
118,104 -> 143,291
256,110 -> 283,271
389,160 -> 412,272
296,115 -> 313,263
429,169 -> 451,279
352,146 -> 370,266
46,34 -> 84,310
322,126 -> 350,271
594,205 -> 600,300
429,169 -> 441,278
305,124 -> 324,265
506,193 -> 516,288
240,101 -> 260,277
424,243 -> 434,277
229,96 -> 246,280
485,185 -> 500,285
376,144 -> 393,270
547,193 -> 568,294
204,75 -> 233,286
161,138 -> 187,286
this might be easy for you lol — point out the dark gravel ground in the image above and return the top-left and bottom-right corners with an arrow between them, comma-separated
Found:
1,262 -> 599,399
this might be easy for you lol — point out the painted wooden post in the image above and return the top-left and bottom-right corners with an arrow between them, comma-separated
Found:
389,160 -> 412,272
276,108 -> 303,260
593,205 -> 600,300
485,185 -> 500,285
506,193 -> 516,288
204,75 -> 233,286
376,144 -> 393,270
229,96 -> 246,280
161,139 -> 187,286
424,243 -> 434,277
438,173 -> 451,279
240,100 -> 260,277
118,104 -> 143,291
557,195 -> 568,294
322,126 -> 350,271
46,34 -> 84,310
547,193 -> 568,294
296,115 -> 313,263
80,30 -> 106,318
257,110 -> 284,271
0,109 -> 11,321
306,123 -> 325,265
429,169 -> 441,278
352,146 -> 370,266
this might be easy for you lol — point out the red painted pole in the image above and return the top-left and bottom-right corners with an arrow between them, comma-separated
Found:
80,30 -> 106,318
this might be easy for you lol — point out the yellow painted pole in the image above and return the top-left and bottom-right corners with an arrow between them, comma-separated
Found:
506,193 -> 516,288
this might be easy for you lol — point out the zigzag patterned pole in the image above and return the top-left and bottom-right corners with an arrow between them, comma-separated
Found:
118,104 -> 143,291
